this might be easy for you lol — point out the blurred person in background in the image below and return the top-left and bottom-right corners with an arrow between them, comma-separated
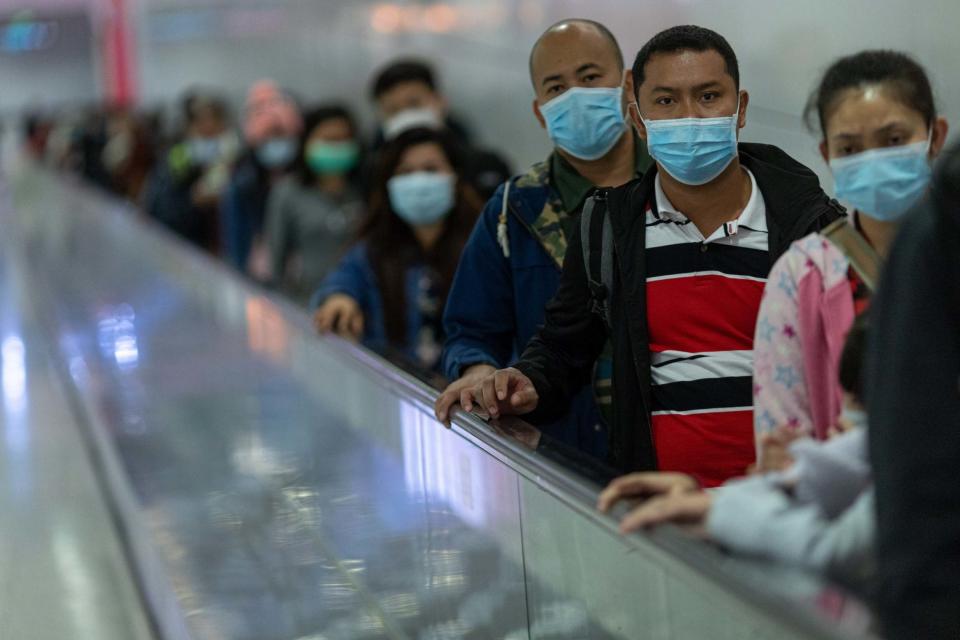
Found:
101,107 -> 157,203
265,104 -> 364,303
22,112 -> 52,160
222,80 -> 303,279
76,109 -> 113,190
311,127 -> 482,373
146,90 -> 239,252
435,19 -> 652,460
43,108 -> 114,190
370,58 -> 511,200
42,109 -> 79,169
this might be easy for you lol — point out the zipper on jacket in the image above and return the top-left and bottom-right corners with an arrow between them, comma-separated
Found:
616,183 -> 659,470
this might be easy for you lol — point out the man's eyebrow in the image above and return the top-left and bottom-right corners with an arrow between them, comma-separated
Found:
541,74 -> 563,87
541,63 -> 603,87
693,81 -> 723,92
874,121 -> 911,134
649,81 -> 724,93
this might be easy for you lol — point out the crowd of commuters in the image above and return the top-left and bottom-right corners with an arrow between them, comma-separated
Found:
23,18 -> 960,639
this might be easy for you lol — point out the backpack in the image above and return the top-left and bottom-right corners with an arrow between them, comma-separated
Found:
580,190 -> 615,330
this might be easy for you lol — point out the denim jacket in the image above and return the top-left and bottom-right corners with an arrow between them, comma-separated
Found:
441,156 -> 611,457
312,242 -> 441,372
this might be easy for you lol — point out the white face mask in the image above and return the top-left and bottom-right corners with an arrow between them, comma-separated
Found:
383,107 -> 443,140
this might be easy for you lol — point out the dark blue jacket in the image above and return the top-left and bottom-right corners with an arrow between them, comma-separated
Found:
442,159 -> 608,457
312,242 -> 439,371
221,153 -> 271,271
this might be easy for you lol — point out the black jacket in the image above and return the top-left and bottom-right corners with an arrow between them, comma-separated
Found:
514,143 -> 845,472
867,144 -> 960,639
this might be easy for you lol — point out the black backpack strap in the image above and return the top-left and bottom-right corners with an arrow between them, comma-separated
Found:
580,194 -> 595,285
580,191 -> 614,329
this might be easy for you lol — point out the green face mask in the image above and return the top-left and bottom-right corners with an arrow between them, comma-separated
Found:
305,141 -> 360,175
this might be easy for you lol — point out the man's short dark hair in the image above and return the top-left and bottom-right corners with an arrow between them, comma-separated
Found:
182,89 -> 228,124
529,19 -> 624,85
370,59 -> 437,101
632,25 -> 739,94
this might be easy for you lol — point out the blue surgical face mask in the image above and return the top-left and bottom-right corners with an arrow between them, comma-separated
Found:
539,87 -> 627,161
387,172 -> 456,226
256,136 -> 297,169
830,137 -> 932,221
637,100 -> 740,185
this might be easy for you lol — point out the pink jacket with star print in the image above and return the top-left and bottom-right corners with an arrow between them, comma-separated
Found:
753,232 -> 857,446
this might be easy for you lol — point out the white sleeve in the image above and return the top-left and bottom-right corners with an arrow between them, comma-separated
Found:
707,478 -> 875,580
789,429 -> 871,518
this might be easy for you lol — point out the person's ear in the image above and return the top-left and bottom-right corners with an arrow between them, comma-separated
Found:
622,69 -> 635,113
930,116 -> 949,159
736,90 -> 749,130
532,99 -> 546,130
819,140 -> 830,164
623,72 -> 647,139
627,102 -> 646,141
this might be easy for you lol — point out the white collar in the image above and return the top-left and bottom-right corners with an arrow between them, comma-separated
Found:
653,169 -> 767,236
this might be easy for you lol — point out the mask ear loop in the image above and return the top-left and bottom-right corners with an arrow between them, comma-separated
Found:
628,101 -> 647,130
732,93 -> 743,135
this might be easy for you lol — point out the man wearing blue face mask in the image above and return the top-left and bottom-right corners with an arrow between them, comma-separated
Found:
435,20 -> 652,460
465,25 -> 845,485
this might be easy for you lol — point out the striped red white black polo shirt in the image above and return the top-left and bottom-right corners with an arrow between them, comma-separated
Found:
645,170 -> 768,487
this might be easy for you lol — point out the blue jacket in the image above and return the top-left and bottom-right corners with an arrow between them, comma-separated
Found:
221,154 -> 271,271
312,242 -> 439,371
441,159 -> 608,457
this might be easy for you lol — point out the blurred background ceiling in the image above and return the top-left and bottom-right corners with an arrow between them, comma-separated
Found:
2,0 -> 957,185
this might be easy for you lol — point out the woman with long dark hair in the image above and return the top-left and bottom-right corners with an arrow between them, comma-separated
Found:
265,104 -> 366,302
311,127 -> 483,372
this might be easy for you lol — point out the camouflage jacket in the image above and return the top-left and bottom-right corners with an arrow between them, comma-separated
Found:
442,154 -> 611,457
